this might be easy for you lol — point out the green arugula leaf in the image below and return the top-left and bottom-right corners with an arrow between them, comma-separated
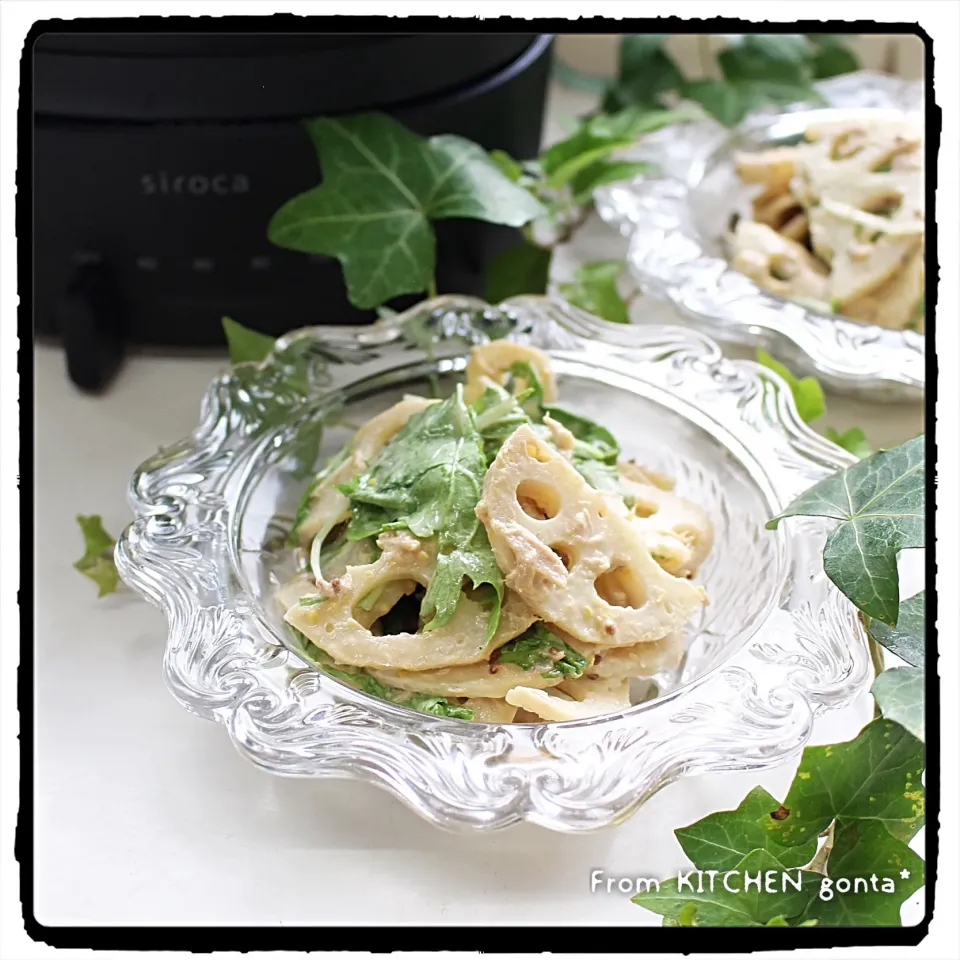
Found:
542,405 -> 619,462
559,260 -> 630,325
675,786 -> 818,872
767,436 -> 924,624
290,630 -> 474,720
569,159 -> 655,205
865,591 -> 925,668
756,349 -> 825,424
633,849 -> 817,927
268,114 -> 543,309
471,382 -> 534,461
339,386 -> 503,635
763,718 -> 925,847
496,624 -> 588,679
483,240 -> 552,302
605,34 -> 685,111
872,667 -> 925,741
807,34 -> 860,79
826,426 -> 873,460
800,820 -> 924,926
74,515 -> 120,597
402,693 -> 475,720
221,316 -> 276,364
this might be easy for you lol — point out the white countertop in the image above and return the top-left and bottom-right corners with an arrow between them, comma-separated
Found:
31,78 -> 925,929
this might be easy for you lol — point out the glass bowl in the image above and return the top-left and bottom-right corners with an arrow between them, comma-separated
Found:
116,296 -> 871,832
595,72 -> 926,402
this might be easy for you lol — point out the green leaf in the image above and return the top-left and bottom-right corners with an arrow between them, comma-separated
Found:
496,623 -> 588,679
487,148 -> 523,182
484,241 -> 552,302
756,349 -> 825,424
683,78 -> 817,127
586,105 -> 699,141
542,405 -> 619,462
807,35 -> 860,79
401,693 -> 474,720
767,436 -> 924,624
559,260 -> 630,324
268,114 -> 543,309
826,426 -> 873,459
290,630 -> 474,720
539,126 -> 635,189
800,820 -> 924,926
222,316 -> 276,364
339,386 -> 503,635
632,848 -> 817,927
763,718 -> 925,846
676,787 -> 818,872
865,591 -> 925,668
569,159 -> 655,204
607,34 -> 685,111
872,667 -> 925,741
74,515 -> 120,597
720,35 -> 812,86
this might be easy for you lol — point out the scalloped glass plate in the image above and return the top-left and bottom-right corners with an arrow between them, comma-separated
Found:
595,71 -> 926,402
116,296 -> 870,832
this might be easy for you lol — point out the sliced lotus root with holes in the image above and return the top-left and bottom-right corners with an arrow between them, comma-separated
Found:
618,460 -> 675,492
617,472 -> 714,579
462,698 -> 519,723
476,425 -> 705,647
285,530 -> 536,671
730,221 -> 829,302
844,246 -> 924,331
463,341 -> 557,405
735,146 -> 799,190
370,655 -> 567,699
295,396 -> 437,547
573,632 -> 685,681
505,677 -> 632,721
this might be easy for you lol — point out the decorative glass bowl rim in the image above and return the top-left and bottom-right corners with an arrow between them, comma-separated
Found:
595,77 -> 927,402
115,295 -> 871,832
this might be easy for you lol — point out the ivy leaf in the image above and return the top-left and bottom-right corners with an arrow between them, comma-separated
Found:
605,34 -> 685,111
586,105 -> 699,141
539,126 -> 636,189
865,591 -> 925,668
762,718 -> 925,847
720,35 -> 812,86
268,114 -> 543,309
74,515 -> 120,597
632,848 -> 817,927
222,316 -> 276,364
559,260 -> 630,325
484,241 -> 552,302
872,667 -> 925,741
676,786 -> 818,872
487,148 -> 523,182
807,34 -> 860,79
767,435 -> 924,624
683,78 -> 816,127
569,159 -> 655,204
800,820 -> 924,926
826,426 -> 873,460
756,349 -> 825,424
